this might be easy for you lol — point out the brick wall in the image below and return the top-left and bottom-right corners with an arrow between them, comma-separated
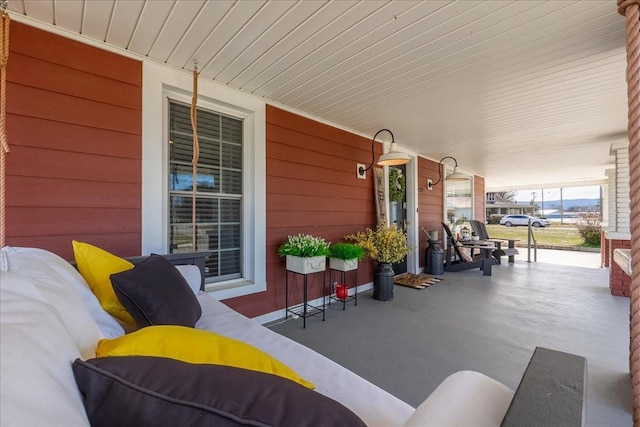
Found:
608,238 -> 631,297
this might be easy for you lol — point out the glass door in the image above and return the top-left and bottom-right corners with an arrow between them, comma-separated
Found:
389,165 -> 407,274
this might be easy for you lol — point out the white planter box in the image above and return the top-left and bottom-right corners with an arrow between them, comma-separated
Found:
329,258 -> 358,272
286,255 -> 326,274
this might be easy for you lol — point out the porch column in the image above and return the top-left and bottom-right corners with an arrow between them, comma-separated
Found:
617,0 -> 640,422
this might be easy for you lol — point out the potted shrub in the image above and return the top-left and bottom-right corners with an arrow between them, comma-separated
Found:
346,225 -> 411,301
278,234 -> 331,274
328,242 -> 365,272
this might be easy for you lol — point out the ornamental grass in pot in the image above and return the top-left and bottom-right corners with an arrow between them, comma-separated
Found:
328,242 -> 365,272
345,225 -> 411,301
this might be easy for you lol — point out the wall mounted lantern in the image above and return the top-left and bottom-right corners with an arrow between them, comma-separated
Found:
357,129 -> 410,178
427,156 -> 470,190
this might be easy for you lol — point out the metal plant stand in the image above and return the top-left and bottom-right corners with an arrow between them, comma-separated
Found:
285,269 -> 326,328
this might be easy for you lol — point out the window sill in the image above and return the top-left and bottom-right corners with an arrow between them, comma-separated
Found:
205,279 -> 266,300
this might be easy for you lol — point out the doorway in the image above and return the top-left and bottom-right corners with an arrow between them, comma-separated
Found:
389,165 -> 408,275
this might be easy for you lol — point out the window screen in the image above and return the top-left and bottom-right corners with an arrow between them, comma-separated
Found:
168,101 -> 243,282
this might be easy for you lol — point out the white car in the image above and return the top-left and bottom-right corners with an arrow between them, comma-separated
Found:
499,214 -> 550,227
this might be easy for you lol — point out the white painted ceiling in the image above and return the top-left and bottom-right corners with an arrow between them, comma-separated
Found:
8,0 -> 629,190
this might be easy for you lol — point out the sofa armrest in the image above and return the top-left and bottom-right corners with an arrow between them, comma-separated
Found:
403,371 -> 514,427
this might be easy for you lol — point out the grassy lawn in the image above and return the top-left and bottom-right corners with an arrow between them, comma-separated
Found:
484,223 -> 595,248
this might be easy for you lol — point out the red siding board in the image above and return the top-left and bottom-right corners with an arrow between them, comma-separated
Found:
10,22 -> 141,86
6,176 -> 140,209
268,211 -> 374,230
6,22 -> 142,257
8,53 -> 141,110
417,157 -> 446,268
5,234 -> 141,262
7,207 -> 139,239
268,125 -> 372,165
8,83 -> 141,134
267,176 -> 372,201
7,146 -> 140,183
7,114 -> 140,157
267,193 -> 372,214
267,106 -> 363,144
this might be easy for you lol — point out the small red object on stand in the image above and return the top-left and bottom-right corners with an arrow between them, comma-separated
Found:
336,284 -> 348,301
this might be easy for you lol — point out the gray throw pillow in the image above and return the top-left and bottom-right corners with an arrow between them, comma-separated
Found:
73,356 -> 367,427
110,254 -> 201,328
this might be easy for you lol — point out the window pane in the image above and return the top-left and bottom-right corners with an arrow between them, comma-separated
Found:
222,170 -> 242,194
222,116 -> 242,142
196,167 -> 218,193
445,179 -> 472,226
169,132 -> 193,163
169,195 -> 192,223
197,109 -> 221,141
220,250 -> 241,276
169,164 -> 192,192
168,99 -> 243,283
199,138 -> 221,167
220,224 -> 240,249
222,140 -> 242,169
220,199 -> 240,222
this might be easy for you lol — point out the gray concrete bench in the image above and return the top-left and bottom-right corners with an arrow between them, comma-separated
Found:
613,248 -> 632,276
501,347 -> 586,427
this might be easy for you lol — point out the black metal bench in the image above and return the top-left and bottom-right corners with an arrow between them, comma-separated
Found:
126,251 -> 211,291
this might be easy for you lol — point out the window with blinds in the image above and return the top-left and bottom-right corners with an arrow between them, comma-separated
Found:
168,100 -> 243,283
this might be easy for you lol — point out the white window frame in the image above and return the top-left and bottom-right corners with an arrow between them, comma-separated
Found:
443,165 -> 474,224
142,61 -> 266,300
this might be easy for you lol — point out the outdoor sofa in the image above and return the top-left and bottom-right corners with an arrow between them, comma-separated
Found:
0,244 -> 582,426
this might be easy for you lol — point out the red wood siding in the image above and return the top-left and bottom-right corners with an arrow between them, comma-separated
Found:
224,105 -> 380,316
474,175 -> 485,222
417,157 -> 444,268
5,22 -> 142,260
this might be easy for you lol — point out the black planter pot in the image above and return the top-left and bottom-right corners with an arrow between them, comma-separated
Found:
373,262 -> 395,301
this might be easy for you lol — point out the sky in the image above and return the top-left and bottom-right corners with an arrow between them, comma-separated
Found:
514,186 -> 601,203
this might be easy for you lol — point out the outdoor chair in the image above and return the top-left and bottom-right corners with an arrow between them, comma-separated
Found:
470,220 -> 519,264
441,222 -> 498,275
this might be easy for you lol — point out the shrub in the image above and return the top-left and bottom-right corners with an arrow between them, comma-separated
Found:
575,213 -> 601,246
345,225 -> 410,264
487,214 -> 504,225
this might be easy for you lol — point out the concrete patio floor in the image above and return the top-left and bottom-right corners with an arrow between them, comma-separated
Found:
270,249 -> 632,426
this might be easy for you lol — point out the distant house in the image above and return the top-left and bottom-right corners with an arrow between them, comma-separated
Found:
485,193 -> 537,217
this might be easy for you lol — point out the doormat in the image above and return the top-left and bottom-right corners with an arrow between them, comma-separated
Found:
394,273 -> 443,290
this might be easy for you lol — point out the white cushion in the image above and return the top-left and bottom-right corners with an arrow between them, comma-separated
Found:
175,264 -> 202,294
3,247 -> 124,339
403,371 -> 514,427
0,284 -> 90,426
1,248 -> 104,358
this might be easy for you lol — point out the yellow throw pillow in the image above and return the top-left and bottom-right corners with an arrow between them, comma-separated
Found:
96,325 -> 314,389
72,240 -> 135,326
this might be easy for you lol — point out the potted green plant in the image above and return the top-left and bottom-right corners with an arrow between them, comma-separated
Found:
278,234 -> 331,274
328,242 -> 365,272
346,225 -> 411,301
